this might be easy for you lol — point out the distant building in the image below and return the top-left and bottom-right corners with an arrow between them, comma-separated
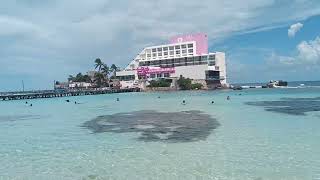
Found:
69,82 -> 93,89
54,82 -> 69,90
116,33 -> 227,89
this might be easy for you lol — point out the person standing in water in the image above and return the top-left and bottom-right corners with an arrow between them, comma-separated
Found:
181,99 -> 186,105
227,96 -> 230,100
116,98 -> 119,102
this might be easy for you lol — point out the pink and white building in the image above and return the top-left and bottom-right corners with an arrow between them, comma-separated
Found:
116,33 -> 227,89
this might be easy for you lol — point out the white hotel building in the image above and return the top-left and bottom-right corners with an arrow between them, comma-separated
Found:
116,33 -> 227,89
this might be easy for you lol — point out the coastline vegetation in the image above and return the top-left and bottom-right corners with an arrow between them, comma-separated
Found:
147,79 -> 172,88
63,58 -> 120,88
177,75 -> 203,90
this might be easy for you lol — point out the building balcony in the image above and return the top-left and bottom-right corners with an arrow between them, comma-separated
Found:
206,76 -> 225,80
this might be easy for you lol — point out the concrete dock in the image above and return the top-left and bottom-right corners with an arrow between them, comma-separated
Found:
0,88 -> 140,101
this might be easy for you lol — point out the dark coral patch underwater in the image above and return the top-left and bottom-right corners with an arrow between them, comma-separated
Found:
246,97 -> 320,115
82,110 -> 220,143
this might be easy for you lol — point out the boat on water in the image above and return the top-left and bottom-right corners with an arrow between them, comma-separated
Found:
267,80 -> 288,88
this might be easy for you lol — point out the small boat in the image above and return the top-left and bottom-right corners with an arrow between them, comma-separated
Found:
267,80 -> 288,88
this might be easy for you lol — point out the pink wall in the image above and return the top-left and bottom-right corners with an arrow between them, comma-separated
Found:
137,67 -> 175,76
169,33 -> 208,55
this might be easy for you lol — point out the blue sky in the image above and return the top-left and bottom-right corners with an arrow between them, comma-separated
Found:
0,0 -> 320,91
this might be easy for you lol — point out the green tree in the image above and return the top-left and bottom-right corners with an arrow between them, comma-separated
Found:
94,72 -> 105,88
147,79 -> 171,87
101,64 -> 110,77
75,73 -> 83,82
177,75 -> 192,90
94,58 -> 104,72
191,83 -> 203,90
68,75 -> 75,82
110,64 -> 118,79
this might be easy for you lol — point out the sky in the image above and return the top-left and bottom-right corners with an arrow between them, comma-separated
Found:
0,0 -> 320,91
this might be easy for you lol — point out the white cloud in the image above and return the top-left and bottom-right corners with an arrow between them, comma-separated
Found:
297,37 -> 320,64
266,36 -> 320,69
288,22 -> 303,37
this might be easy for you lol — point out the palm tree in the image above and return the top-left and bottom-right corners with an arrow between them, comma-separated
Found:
94,72 -> 105,88
68,75 -> 75,82
101,64 -> 110,87
94,58 -> 103,72
110,64 -> 118,79
101,64 -> 110,77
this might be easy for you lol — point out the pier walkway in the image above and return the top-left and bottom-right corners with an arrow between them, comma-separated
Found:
0,88 -> 140,101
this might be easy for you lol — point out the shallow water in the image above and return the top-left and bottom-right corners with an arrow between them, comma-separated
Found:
0,88 -> 320,179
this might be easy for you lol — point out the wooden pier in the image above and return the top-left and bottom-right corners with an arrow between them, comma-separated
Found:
0,88 -> 140,101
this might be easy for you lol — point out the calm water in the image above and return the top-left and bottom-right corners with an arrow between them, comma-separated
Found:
0,88 -> 320,180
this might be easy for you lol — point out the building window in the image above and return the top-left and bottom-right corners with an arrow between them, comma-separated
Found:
188,49 -> 193,53
150,74 -> 156,78
194,56 -> 200,61
209,55 -> 215,60
117,75 -> 135,81
175,45 -> 180,49
152,48 -> 156,52
187,57 -> 193,61
188,44 -> 193,48
201,56 -> 208,61
164,73 -> 170,77
182,49 -> 187,54
205,70 -> 220,80
169,51 -> 174,55
152,53 -> 156,57
147,54 -> 151,57
208,61 -> 215,66
181,44 -> 187,49
176,50 -> 180,54
163,47 -> 168,51
157,48 -> 162,52
164,52 -> 168,56
158,52 -> 162,56
169,46 -> 174,50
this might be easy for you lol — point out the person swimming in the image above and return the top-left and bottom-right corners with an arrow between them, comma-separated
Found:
74,101 -> 77,104
181,99 -> 186,105
211,101 -> 215,104
227,96 -> 230,100
66,100 -> 70,102
116,98 -> 120,102
30,104 -> 33,107
25,101 -> 28,104
158,96 -> 161,99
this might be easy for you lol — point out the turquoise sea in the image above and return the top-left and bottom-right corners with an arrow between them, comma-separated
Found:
1,87 -> 320,180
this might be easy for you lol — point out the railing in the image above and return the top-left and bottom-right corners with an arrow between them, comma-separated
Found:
206,76 -> 225,80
